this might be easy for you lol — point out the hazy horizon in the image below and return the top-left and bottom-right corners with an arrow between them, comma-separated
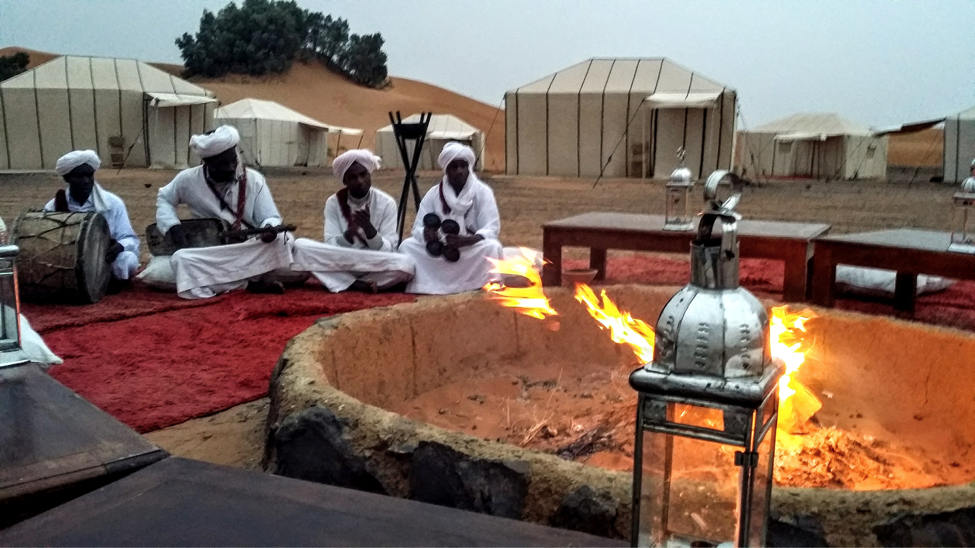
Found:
1,0 -> 972,129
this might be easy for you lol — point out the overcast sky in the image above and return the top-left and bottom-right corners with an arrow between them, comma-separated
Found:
1,0 -> 972,128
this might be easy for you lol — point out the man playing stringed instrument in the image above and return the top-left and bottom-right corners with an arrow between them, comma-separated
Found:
291,150 -> 414,293
156,125 -> 293,299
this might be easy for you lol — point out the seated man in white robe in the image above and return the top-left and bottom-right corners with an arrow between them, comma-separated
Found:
43,150 -> 140,286
291,150 -> 414,293
399,142 -> 503,294
156,125 -> 293,299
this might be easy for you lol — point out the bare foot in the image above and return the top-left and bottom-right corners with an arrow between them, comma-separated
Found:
349,280 -> 379,294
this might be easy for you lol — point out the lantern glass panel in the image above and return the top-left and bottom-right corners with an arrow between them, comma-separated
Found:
637,403 -> 741,548
745,426 -> 775,547
0,257 -> 19,351
665,186 -> 693,229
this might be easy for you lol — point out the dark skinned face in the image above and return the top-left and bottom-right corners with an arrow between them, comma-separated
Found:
343,162 -> 371,199
63,164 -> 96,205
446,159 -> 470,188
203,147 -> 239,183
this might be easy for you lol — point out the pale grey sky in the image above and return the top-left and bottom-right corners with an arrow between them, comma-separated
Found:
1,0 -> 972,128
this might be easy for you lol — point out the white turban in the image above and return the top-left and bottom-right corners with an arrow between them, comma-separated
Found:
190,125 -> 240,159
55,150 -> 100,176
332,149 -> 381,181
437,141 -> 476,173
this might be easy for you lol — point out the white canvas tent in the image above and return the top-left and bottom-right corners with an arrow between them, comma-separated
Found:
215,98 -> 362,168
505,58 -> 737,179
737,113 -> 888,180
944,105 -> 975,184
375,113 -> 485,171
0,55 -> 217,170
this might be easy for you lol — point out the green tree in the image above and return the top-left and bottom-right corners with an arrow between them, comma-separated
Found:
0,52 -> 30,82
176,0 -> 307,77
338,33 -> 388,88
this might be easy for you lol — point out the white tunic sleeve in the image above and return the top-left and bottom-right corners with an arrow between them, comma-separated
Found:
248,172 -> 282,228
156,174 -> 184,235
371,192 -> 398,252
472,183 -> 501,241
323,195 -> 352,247
105,193 -> 140,255
409,186 -> 439,243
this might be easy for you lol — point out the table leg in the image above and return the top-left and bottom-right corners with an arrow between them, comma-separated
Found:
590,248 -> 607,281
782,245 -> 810,302
894,272 -> 917,316
542,233 -> 562,287
810,247 -> 836,308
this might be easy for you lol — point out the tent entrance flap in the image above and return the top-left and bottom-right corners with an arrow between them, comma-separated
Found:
645,91 -> 721,109
145,93 -> 216,108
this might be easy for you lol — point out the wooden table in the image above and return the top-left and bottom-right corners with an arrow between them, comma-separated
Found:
542,212 -> 831,301
811,228 -> 975,315
0,364 -> 167,528
0,457 -> 622,547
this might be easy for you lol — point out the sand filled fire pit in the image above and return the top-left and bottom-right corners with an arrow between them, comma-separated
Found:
265,285 -> 975,546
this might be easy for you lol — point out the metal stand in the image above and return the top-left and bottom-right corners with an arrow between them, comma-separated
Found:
390,111 -> 432,245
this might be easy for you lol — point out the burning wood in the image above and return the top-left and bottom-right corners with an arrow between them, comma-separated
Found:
483,248 -> 558,320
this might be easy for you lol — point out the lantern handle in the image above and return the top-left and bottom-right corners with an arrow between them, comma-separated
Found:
704,170 -> 743,214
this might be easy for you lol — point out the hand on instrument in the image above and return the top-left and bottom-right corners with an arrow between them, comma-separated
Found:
352,209 -> 377,240
423,226 -> 439,243
445,234 -> 483,249
169,224 -> 188,249
260,226 -> 278,243
105,239 -> 124,263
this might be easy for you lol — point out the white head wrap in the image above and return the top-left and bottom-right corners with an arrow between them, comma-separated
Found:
55,150 -> 100,176
332,149 -> 381,181
437,141 -> 476,173
190,125 -> 240,159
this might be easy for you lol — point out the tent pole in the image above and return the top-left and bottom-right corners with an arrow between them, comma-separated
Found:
642,103 -> 646,181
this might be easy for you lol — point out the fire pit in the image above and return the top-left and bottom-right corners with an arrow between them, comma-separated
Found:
265,285 -> 975,546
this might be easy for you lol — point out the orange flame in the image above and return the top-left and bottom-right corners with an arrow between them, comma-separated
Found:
573,284 -> 655,364
483,248 -> 558,320
770,306 -> 822,433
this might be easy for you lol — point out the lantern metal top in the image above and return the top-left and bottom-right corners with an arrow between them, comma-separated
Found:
667,147 -> 694,188
631,170 -> 783,408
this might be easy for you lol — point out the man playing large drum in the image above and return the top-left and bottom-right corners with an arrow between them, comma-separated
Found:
43,150 -> 140,284
156,125 -> 293,299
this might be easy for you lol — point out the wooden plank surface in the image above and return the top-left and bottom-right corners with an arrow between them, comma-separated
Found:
544,212 -> 831,241
0,364 -> 165,498
819,228 -> 952,252
0,457 -> 624,547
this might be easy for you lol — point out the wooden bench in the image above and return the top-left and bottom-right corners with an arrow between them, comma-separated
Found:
811,228 -> 975,315
542,212 -> 831,301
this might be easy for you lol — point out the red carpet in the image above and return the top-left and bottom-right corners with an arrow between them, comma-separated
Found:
26,256 -> 975,434
31,287 -> 413,433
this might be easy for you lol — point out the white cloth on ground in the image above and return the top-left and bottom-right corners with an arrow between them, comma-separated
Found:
189,125 -> 240,158
291,187 -> 413,292
43,184 -> 141,280
401,146 -> 502,294
835,265 -> 954,299
2,308 -> 63,365
158,166 -> 287,299
172,233 -> 294,299
332,149 -> 381,181
135,255 -> 177,290
55,149 -> 100,176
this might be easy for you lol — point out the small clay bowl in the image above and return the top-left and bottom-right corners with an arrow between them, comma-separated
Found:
561,268 -> 597,286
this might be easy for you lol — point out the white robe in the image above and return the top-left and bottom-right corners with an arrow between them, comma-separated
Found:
43,184 -> 140,280
156,166 -> 292,299
291,188 -> 414,292
400,176 -> 503,294
962,176 -> 975,192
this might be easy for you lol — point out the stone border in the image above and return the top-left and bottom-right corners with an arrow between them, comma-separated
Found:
265,286 -> 975,546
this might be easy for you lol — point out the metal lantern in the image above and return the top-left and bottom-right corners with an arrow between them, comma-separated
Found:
630,171 -> 784,548
664,148 -> 695,232
0,243 -> 29,368
949,192 -> 975,254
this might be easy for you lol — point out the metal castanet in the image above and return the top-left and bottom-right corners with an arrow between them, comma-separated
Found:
12,211 -> 112,304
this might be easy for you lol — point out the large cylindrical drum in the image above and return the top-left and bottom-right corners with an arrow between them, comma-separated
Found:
13,211 -> 112,304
